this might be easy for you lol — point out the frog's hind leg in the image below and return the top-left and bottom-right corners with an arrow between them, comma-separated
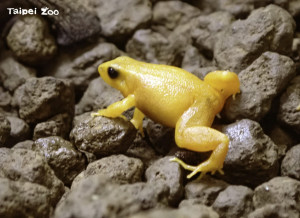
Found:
171,101 -> 229,179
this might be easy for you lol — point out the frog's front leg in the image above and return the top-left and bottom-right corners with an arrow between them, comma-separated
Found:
170,101 -> 229,179
130,108 -> 145,136
91,94 -> 135,118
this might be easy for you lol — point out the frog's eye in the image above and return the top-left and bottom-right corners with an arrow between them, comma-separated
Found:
108,67 -> 119,79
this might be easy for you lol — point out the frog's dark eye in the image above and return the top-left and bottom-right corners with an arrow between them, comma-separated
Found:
108,67 -> 119,79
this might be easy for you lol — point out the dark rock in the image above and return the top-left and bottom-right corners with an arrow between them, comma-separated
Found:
248,203 -> 299,218
253,176 -> 300,211
220,119 -> 279,186
87,0 -> 151,41
72,154 -> 143,187
152,1 -> 201,35
277,76 -> 300,134
0,55 -> 36,92
145,119 -> 175,155
75,77 -> 123,115
13,76 -> 75,124
214,5 -> 295,73
145,156 -> 184,205
48,42 -> 124,96
281,144 -> 300,180
6,15 -> 57,65
33,113 -> 73,140
54,174 -> 169,218
129,205 -> 219,218
184,176 -> 228,206
0,115 -> 10,147
6,116 -> 31,147
0,86 -> 11,112
0,148 -> 65,205
212,185 -> 253,218
0,177 -> 52,218
72,112 -> 94,128
34,136 -> 86,185
70,116 -> 136,158
224,52 -> 295,121
191,11 -> 234,56
26,0 -> 101,45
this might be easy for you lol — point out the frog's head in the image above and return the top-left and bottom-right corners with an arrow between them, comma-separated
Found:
204,71 -> 240,100
98,56 -> 133,96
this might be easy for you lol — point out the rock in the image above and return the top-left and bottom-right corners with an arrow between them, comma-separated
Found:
145,156 -> 184,205
33,113 -> 73,140
129,205 -> 219,218
72,154 -> 143,188
212,185 -> 253,217
277,76 -> 300,134
0,148 -> 65,205
0,177 -> 52,218
184,176 -> 228,206
152,1 -> 201,34
0,115 -> 10,147
0,55 -> 36,92
224,52 -> 295,121
248,203 -> 299,218
12,140 -> 34,150
75,77 -> 123,115
288,0 -> 300,17
6,15 -> 57,65
6,116 -> 31,147
72,112 -> 94,128
54,174 -> 169,218
253,176 -> 300,212
25,0 -> 101,45
214,5 -> 295,73
33,136 -> 86,185
281,144 -> 300,180
87,0 -> 151,41
145,119 -> 175,155
0,86 -> 12,112
48,42 -> 124,96
220,119 -> 279,187
13,76 -> 75,124
181,45 -> 212,73
70,116 -> 136,158
191,11 -> 234,56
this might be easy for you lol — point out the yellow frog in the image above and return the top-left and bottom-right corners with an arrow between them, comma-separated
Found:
92,56 -> 240,178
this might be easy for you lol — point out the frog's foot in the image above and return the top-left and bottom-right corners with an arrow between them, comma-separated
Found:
170,157 -> 224,179
91,109 -> 128,121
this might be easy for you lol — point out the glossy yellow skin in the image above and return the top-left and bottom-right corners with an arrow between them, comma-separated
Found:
92,56 -> 240,178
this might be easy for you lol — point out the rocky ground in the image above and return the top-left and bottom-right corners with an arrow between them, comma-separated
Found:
0,0 -> 300,217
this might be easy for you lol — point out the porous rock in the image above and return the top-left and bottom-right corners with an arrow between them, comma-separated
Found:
0,148 -> 65,205
6,15 -> 57,65
129,205 -> 219,218
220,119 -> 279,186
0,115 -> 10,147
33,113 -> 73,140
184,176 -> 228,206
34,136 -> 86,185
6,116 -> 31,147
277,76 -> 300,134
212,185 -> 253,218
54,174 -> 169,218
75,77 -> 123,115
0,86 -> 11,112
0,55 -> 36,92
214,4 -> 295,73
87,0 -> 152,41
248,203 -> 299,218
253,176 -> 300,212
72,154 -> 143,188
13,76 -> 75,124
145,156 -> 184,205
224,52 -> 295,121
48,42 -> 124,95
26,0 -> 101,45
0,177 -> 52,218
281,144 -> 300,180
70,116 -> 136,158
